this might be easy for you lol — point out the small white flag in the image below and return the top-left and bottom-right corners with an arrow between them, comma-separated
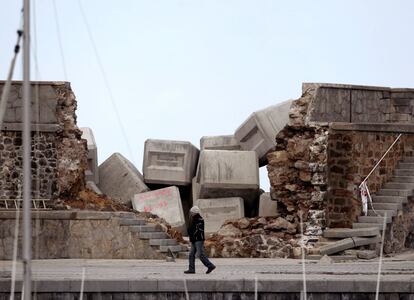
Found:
360,182 -> 370,216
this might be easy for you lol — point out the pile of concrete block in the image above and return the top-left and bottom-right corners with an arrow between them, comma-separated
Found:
316,227 -> 381,260
84,99 -> 292,234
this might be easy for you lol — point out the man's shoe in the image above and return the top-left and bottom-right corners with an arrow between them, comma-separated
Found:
206,266 -> 216,274
184,270 -> 195,274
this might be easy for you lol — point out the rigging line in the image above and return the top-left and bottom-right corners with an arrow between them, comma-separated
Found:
51,0 -> 68,80
76,0 -> 136,163
0,24 -> 23,129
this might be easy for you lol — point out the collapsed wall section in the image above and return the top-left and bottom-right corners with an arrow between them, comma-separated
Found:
0,81 -> 87,205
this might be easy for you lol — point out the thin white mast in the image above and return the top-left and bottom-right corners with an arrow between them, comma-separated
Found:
22,0 -> 32,298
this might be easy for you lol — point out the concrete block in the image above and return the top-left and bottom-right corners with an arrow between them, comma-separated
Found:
81,127 -> 99,184
319,238 -> 354,255
323,227 -> 379,239
200,135 -> 241,150
194,197 -> 244,234
196,150 -> 260,216
258,192 -> 278,217
143,139 -> 199,185
98,153 -> 149,207
86,181 -> 102,195
234,100 -> 292,166
132,186 -> 185,230
357,250 -> 377,260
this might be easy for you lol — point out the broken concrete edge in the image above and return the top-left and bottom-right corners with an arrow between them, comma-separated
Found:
330,122 -> 414,134
319,235 -> 380,256
323,227 -> 379,239
302,82 -> 414,93
0,277 -> 411,293
0,210 -> 136,220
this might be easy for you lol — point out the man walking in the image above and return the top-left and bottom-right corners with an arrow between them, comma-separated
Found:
184,206 -> 216,274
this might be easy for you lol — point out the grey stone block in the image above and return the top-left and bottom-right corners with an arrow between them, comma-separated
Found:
234,100 -> 292,166
138,232 -> 169,239
319,238 -> 355,255
258,192 -> 278,217
98,153 -> 149,207
200,135 -> 241,150
323,227 -> 379,238
132,186 -> 186,230
81,127 -> 99,184
119,218 -> 146,226
194,197 -> 244,234
143,139 -> 199,186
196,150 -> 260,216
357,250 -> 377,260
86,181 -> 102,195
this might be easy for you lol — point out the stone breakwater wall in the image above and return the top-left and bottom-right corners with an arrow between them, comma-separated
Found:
0,81 -> 87,204
0,211 -> 163,259
267,83 -> 414,244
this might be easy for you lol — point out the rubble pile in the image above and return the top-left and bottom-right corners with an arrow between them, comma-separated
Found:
204,216 -> 308,258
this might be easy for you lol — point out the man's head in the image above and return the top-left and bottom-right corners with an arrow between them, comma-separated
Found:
189,206 -> 201,216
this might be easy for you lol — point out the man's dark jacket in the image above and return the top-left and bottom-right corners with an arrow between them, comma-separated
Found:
188,214 -> 205,243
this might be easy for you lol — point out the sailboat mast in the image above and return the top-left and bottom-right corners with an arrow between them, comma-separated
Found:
22,0 -> 32,298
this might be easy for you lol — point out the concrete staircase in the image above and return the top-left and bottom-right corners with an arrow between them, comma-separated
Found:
353,154 -> 414,230
116,213 -> 189,258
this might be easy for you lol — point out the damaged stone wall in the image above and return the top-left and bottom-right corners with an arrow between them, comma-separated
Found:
0,81 -> 87,205
267,89 -> 328,237
267,83 -> 414,248
327,126 -> 414,228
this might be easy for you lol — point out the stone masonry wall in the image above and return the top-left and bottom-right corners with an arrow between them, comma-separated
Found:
0,211 -> 164,259
267,88 -> 328,237
268,83 -> 414,245
327,130 -> 413,228
0,82 -> 87,205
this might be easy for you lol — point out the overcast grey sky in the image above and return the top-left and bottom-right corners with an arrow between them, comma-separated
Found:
1,0 -> 414,190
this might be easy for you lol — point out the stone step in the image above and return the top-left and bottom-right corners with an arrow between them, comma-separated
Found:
352,223 -> 384,230
367,209 -> 397,217
402,157 -> 414,163
372,195 -> 407,203
370,202 -> 402,210
149,239 -> 178,246
395,169 -> 414,176
358,215 -> 392,224
323,227 -> 379,239
398,162 -> 414,169
178,251 -> 190,259
129,224 -> 161,232
159,245 -> 188,253
319,236 -> 380,256
119,218 -> 146,226
376,189 -> 412,197
391,176 -> 414,183
113,212 -> 136,219
138,232 -> 169,240
383,182 -> 414,190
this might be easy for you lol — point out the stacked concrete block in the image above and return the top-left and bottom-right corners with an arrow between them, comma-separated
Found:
258,192 -> 277,217
81,127 -> 99,184
196,150 -> 260,216
200,135 -> 241,151
195,197 -> 244,234
234,99 -> 292,166
143,139 -> 199,186
98,153 -> 149,207
132,186 -> 186,231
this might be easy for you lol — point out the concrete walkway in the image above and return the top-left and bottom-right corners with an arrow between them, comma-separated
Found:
1,256 -> 414,293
